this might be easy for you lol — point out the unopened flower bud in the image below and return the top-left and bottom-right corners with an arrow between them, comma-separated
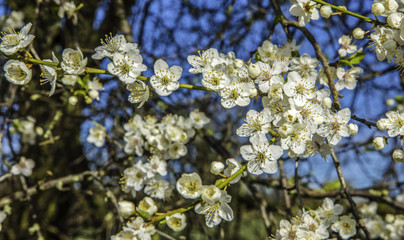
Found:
85,96 -> 93,104
322,97 -> 332,109
386,98 -> 395,106
372,136 -> 387,150
234,59 -> 244,68
278,123 -> 293,138
371,3 -> 385,16
118,200 -> 136,218
353,27 -> 365,39
386,214 -> 395,223
68,96 -> 78,106
248,63 -> 261,79
348,123 -> 358,135
320,5 -> 333,18
249,88 -> 258,98
35,126 -> 44,136
392,149 -> 404,162
376,118 -> 390,131
89,89 -> 99,99
210,161 -> 225,175
387,12 -> 403,28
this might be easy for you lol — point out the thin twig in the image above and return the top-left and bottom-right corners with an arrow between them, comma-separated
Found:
295,158 -> 304,210
329,145 -> 372,240
0,170 -> 99,207
278,159 -> 292,218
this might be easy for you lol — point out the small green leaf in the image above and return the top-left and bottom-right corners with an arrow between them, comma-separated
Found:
137,209 -> 151,221
340,52 -> 366,67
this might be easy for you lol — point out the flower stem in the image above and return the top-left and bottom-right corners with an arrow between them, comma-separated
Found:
25,58 -> 214,92
312,0 -> 385,26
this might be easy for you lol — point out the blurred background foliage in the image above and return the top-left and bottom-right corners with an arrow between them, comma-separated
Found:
0,0 -> 403,239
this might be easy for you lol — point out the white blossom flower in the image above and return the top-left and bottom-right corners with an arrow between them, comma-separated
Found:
308,134 -> 331,160
289,54 -> 319,78
144,177 -> 172,199
126,80 -> 149,107
283,71 -> 316,107
335,67 -> 363,91
236,109 -> 273,142
122,217 -> 156,240
201,64 -> 231,91
338,35 -> 357,57
370,26 -> 397,62
257,40 -> 278,62
10,157 -> 35,177
145,155 -> 167,177
331,216 -> 357,239
0,22 -> 34,55
276,219 -> 299,239
4,60 -> 32,85
150,59 -> 182,96
359,202 -> 378,217
297,212 -> 329,239
317,108 -> 351,145
92,34 -> 127,59
40,52 -> 59,96
61,48 -> 87,75
167,142 -> 187,159
280,123 -> 312,155
55,0 -> 77,19
289,0 -> 319,27
1,11 -> 25,31
87,124 -> 106,147
107,52 -> 147,84
16,117 -> 37,145
188,48 -> 220,74
176,172 -> 203,199
190,110 -> 210,129
255,60 -> 284,93
123,163 -> 147,195
201,185 -> 222,204
219,81 -> 251,108
383,111 -> 404,137
240,136 -> 283,175
137,197 -> 158,216
123,131 -> 144,156
317,198 -> 344,227
195,190 -> 234,228
166,213 -> 187,232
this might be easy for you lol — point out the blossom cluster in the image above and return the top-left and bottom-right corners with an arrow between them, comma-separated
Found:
374,111 -> 404,161
359,201 -> 404,239
272,198 -> 356,240
176,172 -> 234,228
187,40 -> 360,176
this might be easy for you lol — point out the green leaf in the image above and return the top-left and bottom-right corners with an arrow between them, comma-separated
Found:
137,209 -> 151,221
340,52 -> 366,67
